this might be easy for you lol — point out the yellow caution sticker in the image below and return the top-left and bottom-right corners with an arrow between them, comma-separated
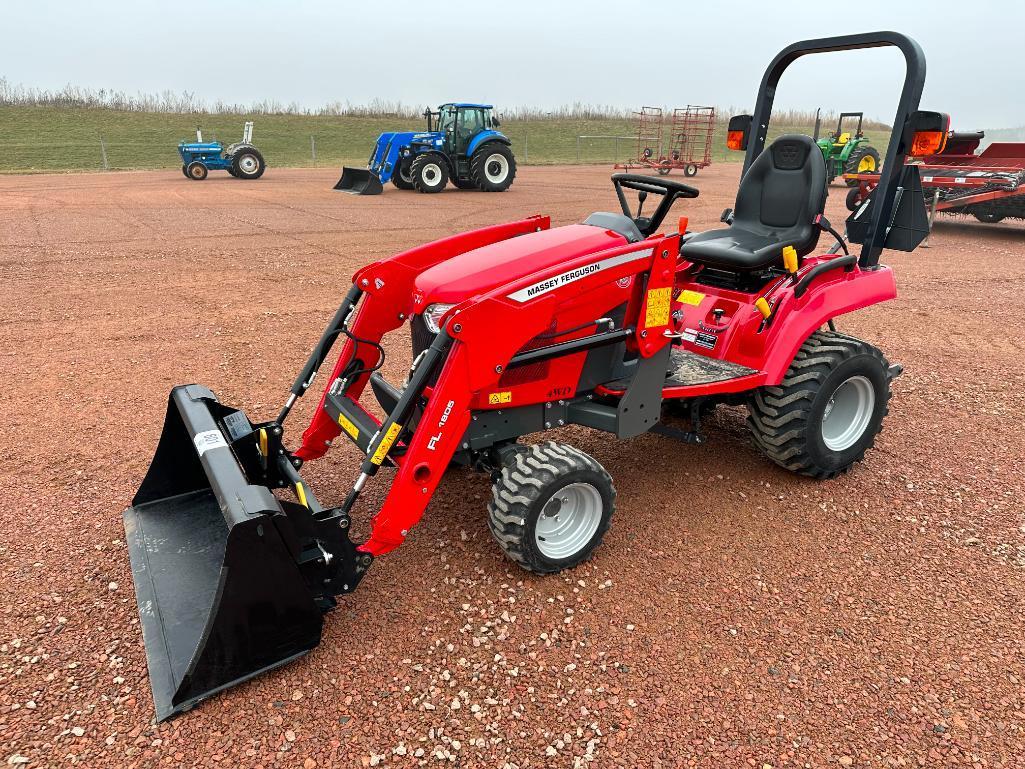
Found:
676,289 -> 705,306
370,422 -> 403,466
336,412 -> 360,441
644,287 -> 672,328
258,427 -> 268,457
295,482 -> 309,509
488,391 -> 512,405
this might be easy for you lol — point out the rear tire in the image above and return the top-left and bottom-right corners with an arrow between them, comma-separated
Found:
186,161 -> 208,180
746,331 -> 891,479
411,153 -> 449,193
844,146 -> 880,185
973,211 -> 1005,223
470,143 -> 516,192
488,442 -> 615,574
231,148 -> 265,179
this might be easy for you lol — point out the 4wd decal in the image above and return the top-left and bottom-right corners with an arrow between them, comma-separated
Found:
506,249 -> 653,303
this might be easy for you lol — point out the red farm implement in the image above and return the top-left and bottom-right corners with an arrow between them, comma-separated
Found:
663,106 -> 716,177
615,105 -> 716,176
614,106 -> 665,172
123,32 -> 942,721
846,130 -> 1025,224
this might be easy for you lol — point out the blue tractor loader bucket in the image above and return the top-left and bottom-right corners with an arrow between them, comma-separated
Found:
334,166 -> 384,195
123,385 -> 367,720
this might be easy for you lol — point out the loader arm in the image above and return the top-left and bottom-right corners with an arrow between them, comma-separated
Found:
354,235 -> 677,555
296,215 -> 549,460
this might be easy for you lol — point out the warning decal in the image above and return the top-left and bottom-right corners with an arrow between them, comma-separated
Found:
337,413 -> 360,440
676,289 -> 705,306
644,287 -> 672,328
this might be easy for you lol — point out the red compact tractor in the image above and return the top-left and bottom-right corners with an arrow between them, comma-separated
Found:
124,32 -> 943,720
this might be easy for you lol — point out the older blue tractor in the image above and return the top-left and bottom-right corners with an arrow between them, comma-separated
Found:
179,122 -> 266,181
336,103 -> 516,194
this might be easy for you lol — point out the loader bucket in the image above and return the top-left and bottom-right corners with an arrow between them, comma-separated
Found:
123,385 -> 339,721
334,166 -> 383,195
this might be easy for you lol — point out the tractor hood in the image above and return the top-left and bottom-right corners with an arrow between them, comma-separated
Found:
413,224 -> 626,307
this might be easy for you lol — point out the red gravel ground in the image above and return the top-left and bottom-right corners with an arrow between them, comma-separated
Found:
1,165 -> 1024,768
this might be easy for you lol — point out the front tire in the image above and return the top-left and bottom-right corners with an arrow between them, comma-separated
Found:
181,164 -> 189,178
391,159 -> 415,189
411,154 -> 449,193
470,143 -> 516,192
747,331 -> 892,479
186,161 -> 208,180
488,442 -> 615,574
684,163 -> 698,177
231,148 -> 265,179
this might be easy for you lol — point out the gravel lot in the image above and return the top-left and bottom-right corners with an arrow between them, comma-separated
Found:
1,165 -> 1024,768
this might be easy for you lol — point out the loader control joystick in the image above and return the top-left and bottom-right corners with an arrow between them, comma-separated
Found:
611,173 -> 699,237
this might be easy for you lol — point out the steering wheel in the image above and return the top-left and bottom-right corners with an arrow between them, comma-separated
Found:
611,173 -> 699,237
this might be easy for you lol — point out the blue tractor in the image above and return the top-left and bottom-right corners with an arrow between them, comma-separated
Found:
179,121 -> 266,181
335,103 -> 516,194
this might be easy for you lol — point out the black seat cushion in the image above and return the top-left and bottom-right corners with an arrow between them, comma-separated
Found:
681,135 -> 827,271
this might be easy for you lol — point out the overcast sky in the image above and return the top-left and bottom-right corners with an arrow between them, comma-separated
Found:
2,0 -> 1021,128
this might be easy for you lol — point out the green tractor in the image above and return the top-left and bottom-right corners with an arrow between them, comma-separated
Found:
814,111 -> 881,186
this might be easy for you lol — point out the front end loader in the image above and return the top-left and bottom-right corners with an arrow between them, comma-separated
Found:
125,32 -> 942,720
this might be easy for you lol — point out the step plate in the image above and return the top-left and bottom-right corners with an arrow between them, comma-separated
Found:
604,347 -> 758,392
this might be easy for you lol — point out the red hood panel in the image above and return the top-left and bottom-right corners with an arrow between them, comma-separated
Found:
414,224 -> 626,305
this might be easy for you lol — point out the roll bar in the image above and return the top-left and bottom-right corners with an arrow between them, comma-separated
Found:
743,32 -> 926,268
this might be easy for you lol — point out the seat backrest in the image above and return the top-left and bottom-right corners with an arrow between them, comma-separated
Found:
732,134 -> 827,257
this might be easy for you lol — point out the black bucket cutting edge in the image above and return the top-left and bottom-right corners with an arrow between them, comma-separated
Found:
334,167 -> 384,195
123,385 -> 355,721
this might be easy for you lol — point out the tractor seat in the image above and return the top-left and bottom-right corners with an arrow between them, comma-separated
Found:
680,135 -> 827,272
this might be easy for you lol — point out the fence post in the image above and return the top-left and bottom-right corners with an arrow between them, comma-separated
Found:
615,136 -> 620,163
576,136 -> 580,163
523,133 -> 528,163
311,135 -> 317,165
99,136 -> 109,171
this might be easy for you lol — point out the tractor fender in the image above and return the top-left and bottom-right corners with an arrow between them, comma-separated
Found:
761,264 -> 897,383
466,130 -> 512,158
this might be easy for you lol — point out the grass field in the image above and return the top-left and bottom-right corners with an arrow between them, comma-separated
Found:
0,105 -> 877,173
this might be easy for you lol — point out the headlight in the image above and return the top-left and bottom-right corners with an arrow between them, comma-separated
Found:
422,303 -> 456,334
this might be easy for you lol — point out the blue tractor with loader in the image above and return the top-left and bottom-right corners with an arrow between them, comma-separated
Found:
179,121 -> 266,181
336,103 -> 516,194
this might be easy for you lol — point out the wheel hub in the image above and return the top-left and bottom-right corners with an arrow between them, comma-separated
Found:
534,483 -> 602,560
484,154 -> 509,183
239,155 -> 258,173
821,375 -> 875,451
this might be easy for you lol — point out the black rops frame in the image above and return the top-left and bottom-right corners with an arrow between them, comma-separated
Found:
742,31 -> 926,269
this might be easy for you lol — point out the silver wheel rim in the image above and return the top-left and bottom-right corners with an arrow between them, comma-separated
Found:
534,482 -> 602,560
484,153 -> 509,184
821,375 -> 875,451
422,163 -> 442,187
238,154 -> 258,174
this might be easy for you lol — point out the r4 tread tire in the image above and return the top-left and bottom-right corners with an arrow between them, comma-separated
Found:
487,442 -> 615,574
746,330 -> 892,479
